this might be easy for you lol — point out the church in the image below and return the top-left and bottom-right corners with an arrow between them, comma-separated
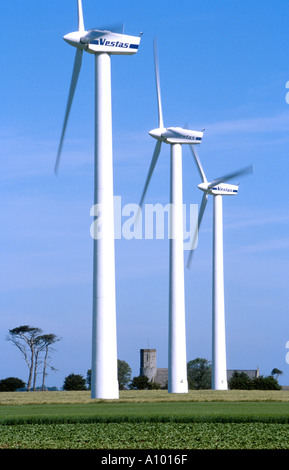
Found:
139,348 -> 259,389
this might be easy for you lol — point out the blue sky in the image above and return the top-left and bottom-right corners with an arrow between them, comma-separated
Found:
0,0 -> 289,389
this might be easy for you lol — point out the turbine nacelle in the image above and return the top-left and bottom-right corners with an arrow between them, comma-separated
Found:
64,29 -> 141,55
149,126 -> 203,144
198,182 -> 239,196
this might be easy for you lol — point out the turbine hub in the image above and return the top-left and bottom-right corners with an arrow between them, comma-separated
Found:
149,128 -> 164,140
198,182 -> 208,192
63,31 -> 85,48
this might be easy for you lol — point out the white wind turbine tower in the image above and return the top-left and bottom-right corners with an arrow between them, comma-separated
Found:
138,39 -> 204,394
187,145 -> 253,390
55,0 -> 141,399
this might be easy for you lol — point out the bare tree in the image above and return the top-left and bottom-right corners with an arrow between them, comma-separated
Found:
7,326 -> 61,391
33,340 -> 41,391
7,326 -> 42,391
39,334 -> 60,390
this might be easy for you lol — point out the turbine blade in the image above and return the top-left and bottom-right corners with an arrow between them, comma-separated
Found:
139,140 -> 162,209
78,0 -> 85,32
153,38 -> 164,129
190,145 -> 207,183
54,48 -> 83,175
208,165 -> 253,189
187,192 -> 208,269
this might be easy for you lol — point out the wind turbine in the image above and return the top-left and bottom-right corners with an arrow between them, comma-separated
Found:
138,39 -> 204,394
187,145 -> 253,390
55,0 -> 141,399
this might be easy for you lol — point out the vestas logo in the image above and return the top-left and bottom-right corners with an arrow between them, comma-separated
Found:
91,38 -> 137,49
185,135 -> 202,141
213,186 -> 237,192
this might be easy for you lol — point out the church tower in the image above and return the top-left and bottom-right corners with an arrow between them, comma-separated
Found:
140,349 -> 157,382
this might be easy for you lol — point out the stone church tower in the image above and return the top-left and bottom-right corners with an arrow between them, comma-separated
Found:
140,348 -> 168,388
140,349 -> 157,381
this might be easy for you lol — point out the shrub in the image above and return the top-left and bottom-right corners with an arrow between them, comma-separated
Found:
63,374 -> 87,391
252,375 -> 282,390
228,372 -> 282,390
228,372 -> 253,390
129,375 -> 161,390
0,377 -> 25,392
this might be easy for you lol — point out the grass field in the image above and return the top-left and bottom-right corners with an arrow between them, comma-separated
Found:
0,390 -> 289,450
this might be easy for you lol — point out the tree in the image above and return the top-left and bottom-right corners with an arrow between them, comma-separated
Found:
63,373 -> 87,391
129,375 -> 150,390
228,371 -> 253,390
38,334 -> 60,391
0,377 -> 25,392
128,375 -> 160,390
118,360 -> 132,390
271,368 -> 283,382
252,375 -> 281,390
7,325 -> 61,391
187,358 -> 212,389
7,326 -> 42,391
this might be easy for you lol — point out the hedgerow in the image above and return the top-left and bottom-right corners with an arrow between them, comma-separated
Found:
1,414 -> 289,425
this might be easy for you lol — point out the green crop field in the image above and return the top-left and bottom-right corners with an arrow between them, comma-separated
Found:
0,390 -> 289,450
